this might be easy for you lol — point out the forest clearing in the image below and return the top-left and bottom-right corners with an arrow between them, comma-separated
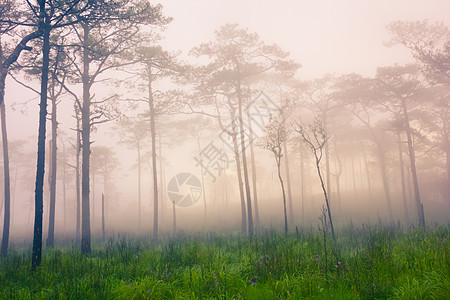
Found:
1,0 -> 449,299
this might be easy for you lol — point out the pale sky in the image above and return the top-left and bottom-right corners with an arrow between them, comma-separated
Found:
159,0 -> 450,78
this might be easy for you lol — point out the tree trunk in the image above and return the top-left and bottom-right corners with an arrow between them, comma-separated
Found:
91,170 -> 95,232
362,145 -> 373,203
147,67 -> 159,241
0,99 -> 11,257
401,99 -> 425,226
315,155 -> 336,243
46,92 -> 57,248
333,137 -> 342,210
376,142 -> 394,223
246,109 -> 259,226
32,20 -> 50,270
172,201 -> 176,232
276,157 -> 288,235
229,105 -> 246,233
283,141 -> 294,225
62,142 -> 66,233
75,105 -> 81,243
158,133 -> 164,227
236,81 -> 253,236
101,193 -> 105,241
323,116 -> 332,208
196,139 -> 207,222
397,132 -> 410,226
137,141 -> 141,232
300,147 -> 305,224
441,108 -> 450,202
351,144 -> 357,199
81,22 -> 92,255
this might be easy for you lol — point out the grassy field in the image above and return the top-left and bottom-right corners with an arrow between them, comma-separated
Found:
0,224 -> 448,299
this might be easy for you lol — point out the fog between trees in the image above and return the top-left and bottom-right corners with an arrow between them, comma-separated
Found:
0,1 -> 449,263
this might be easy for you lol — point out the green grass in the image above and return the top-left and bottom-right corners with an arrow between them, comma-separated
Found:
0,224 -> 448,299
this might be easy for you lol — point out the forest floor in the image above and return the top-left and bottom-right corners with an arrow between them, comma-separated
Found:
0,224 -> 448,299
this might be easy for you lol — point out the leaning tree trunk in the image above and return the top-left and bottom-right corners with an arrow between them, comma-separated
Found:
315,155 -> 336,243
32,21 -> 51,270
0,99 -> 11,257
401,100 -> 425,227
80,22 -> 92,255
323,116 -> 332,208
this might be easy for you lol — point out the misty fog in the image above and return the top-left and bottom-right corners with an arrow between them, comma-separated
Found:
1,0 -> 449,250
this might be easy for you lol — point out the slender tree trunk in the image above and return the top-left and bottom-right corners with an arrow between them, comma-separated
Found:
315,155 -> 336,243
32,20 -> 50,270
351,144 -> 357,199
276,158 -> 288,235
221,141 -> 229,207
333,137 -> 342,210
0,99 -> 11,257
137,142 -> 141,232
229,105 -> 246,233
323,116 -> 332,207
196,139 -> 207,222
300,147 -> 305,224
172,201 -> 176,232
147,67 -> 159,241
81,22 -> 92,255
441,108 -> 450,202
236,81 -> 253,236
401,100 -> 425,226
397,132 -> 410,226
46,93 -> 57,248
91,171 -> 95,232
103,166 -> 108,234
376,142 -> 394,223
283,141 -> 294,225
158,133 -> 164,227
101,193 -> 105,241
362,145 -> 373,203
246,109 -> 259,226
75,106 -> 81,243
62,142 -> 66,234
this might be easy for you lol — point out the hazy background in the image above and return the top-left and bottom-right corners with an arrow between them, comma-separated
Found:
2,0 -> 450,241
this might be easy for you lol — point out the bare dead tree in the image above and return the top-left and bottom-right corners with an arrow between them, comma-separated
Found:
295,117 -> 336,243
